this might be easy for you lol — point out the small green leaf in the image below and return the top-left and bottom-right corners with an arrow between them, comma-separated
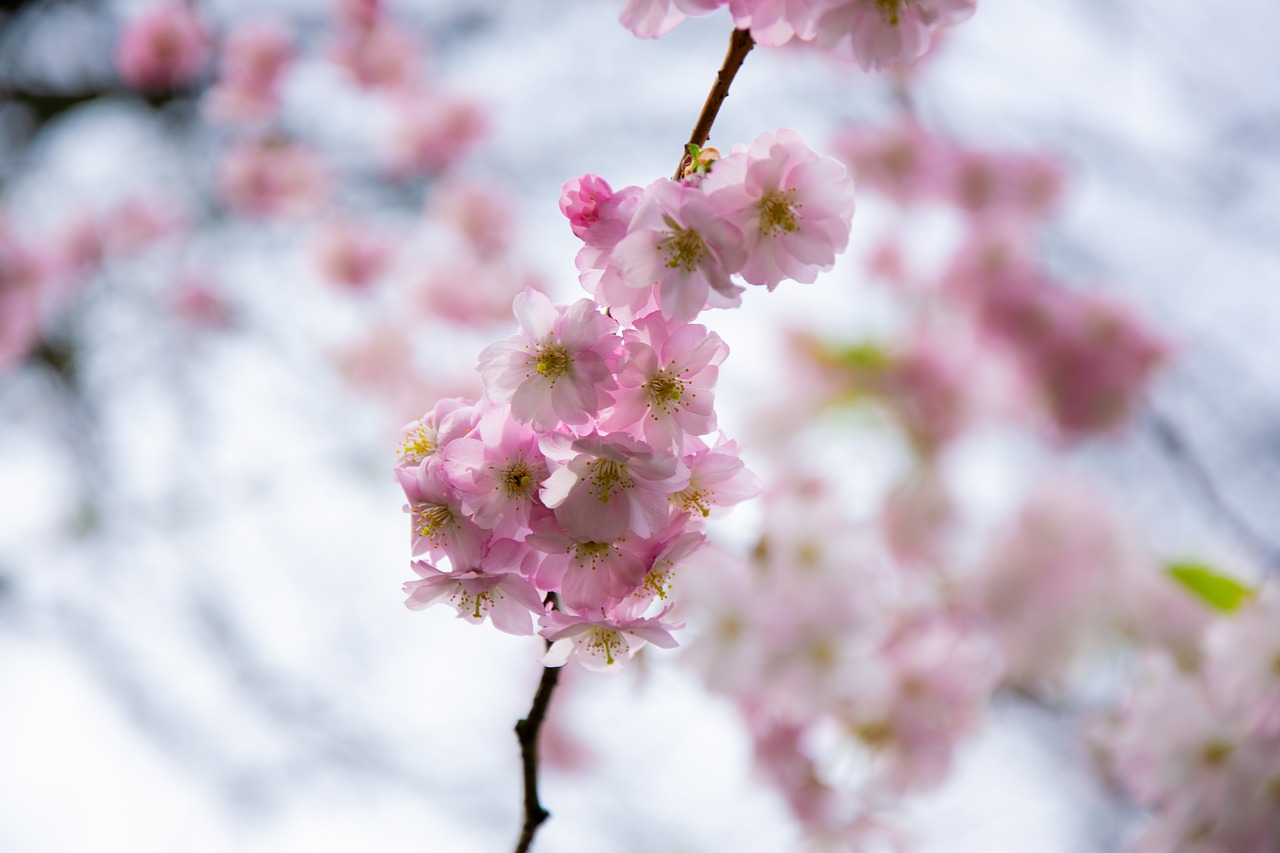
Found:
1166,562 -> 1253,613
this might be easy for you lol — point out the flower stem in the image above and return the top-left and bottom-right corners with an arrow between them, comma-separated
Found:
673,27 -> 756,180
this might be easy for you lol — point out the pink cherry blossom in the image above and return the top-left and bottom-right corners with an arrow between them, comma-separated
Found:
169,275 -> 233,330
539,431 -> 687,542
385,92 -> 486,178
428,182 -> 515,258
477,288 -> 619,432
101,197 -> 186,255
0,223 -> 46,373
1205,581 -> 1280,736
670,433 -> 761,519
416,258 -> 544,328
812,0 -> 976,72
313,219 -> 392,291
336,0 -> 382,30
539,608 -> 680,671
396,462 -> 487,570
880,469 -> 953,569
1097,655 -> 1280,853
618,0 -> 728,38
705,128 -> 855,289
395,397 -> 476,470
404,555 -> 545,636
612,178 -> 746,323
562,176 -> 648,320
837,614 -> 1001,794
963,476 -> 1152,686
331,21 -> 424,92
204,20 -> 293,126
878,329 -> 979,452
219,137 -> 329,219
729,0 -> 824,45
615,528 -> 707,620
602,314 -> 728,450
560,175 -> 644,251
115,2 -> 210,91
525,515 -> 650,614
442,407 -> 551,537
832,118 -> 948,205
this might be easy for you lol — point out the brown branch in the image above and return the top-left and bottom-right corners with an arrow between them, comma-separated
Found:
512,662 -> 562,853
673,27 -> 756,179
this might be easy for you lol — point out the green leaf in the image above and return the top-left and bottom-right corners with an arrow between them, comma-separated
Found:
1166,562 -> 1253,613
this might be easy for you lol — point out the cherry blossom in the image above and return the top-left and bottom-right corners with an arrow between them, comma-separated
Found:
602,314 -> 728,450
539,431 -> 686,542
218,137 -> 330,219
612,178 -> 746,323
404,557 -> 545,636
115,2 -> 210,91
704,128 -> 856,289
442,407 -> 551,537
812,0 -> 977,72
204,20 -> 294,125
477,288 -> 619,432
619,0 -> 728,39
539,608 -> 681,671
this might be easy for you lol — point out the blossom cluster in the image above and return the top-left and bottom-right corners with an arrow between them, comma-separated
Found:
395,290 -> 759,670
567,128 -> 856,323
621,0 -> 977,71
1095,582 -> 1280,853
397,128 -> 857,668
826,119 -> 1170,441
677,475 -> 1002,843
104,1 -> 534,406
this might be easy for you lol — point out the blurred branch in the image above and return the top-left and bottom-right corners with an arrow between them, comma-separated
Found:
673,27 -> 755,180
0,83 -> 194,125
1144,404 -> 1280,570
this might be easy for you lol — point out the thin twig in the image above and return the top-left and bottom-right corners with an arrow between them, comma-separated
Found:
1145,405 -> 1280,570
513,662 -> 562,853
673,28 -> 756,179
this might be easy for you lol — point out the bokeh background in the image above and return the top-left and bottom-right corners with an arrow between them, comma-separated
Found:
1,0 -> 1277,850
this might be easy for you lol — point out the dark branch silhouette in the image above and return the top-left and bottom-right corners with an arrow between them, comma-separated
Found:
512,661 -> 562,853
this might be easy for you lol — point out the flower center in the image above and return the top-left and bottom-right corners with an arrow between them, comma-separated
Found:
534,341 -> 571,381
675,485 -> 711,517
398,420 -> 437,465
645,369 -> 686,412
501,461 -> 536,498
759,190 -> 800,236
1200,740 -> 1234,767
585,626 -> 624,666
415,502 -> 456,543
587,458 -> 634,502
661,222 -> 708,272
875,0 -> 904,25
450,587 -> 494,620
640,562 -> 674,600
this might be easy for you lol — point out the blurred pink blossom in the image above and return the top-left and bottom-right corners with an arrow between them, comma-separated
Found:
219,137 -> 329,218
115,2 -> 211,90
